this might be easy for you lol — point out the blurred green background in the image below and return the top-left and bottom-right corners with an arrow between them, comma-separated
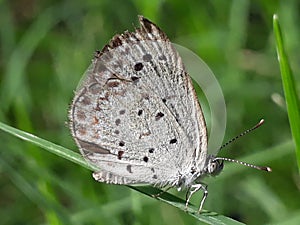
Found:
0,0 -> 299,224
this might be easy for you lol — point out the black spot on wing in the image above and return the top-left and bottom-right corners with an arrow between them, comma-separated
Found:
143,156 -> 149,162
127,165 -> 132,173
115,118 -> 121,126
170,138 -> 177,144
138,109 -> 143,116
155,112 -> 164,121
118,151 -> 124,160
134,62 -> 143,71
149,148 -> 154,153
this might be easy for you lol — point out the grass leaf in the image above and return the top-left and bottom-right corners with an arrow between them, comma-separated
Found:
0,121 -> 243,224
273,14 -> 300,173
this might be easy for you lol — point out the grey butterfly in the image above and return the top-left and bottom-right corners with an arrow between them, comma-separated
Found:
69,16 -> 271,212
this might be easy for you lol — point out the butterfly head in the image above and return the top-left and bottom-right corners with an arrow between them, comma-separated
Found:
206,155 -> 224,176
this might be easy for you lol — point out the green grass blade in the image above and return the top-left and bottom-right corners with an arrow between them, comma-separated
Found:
0,121 -> 95,171
0,121 -> 243,224
273,14 -> 300,173
132,186 -> 244,225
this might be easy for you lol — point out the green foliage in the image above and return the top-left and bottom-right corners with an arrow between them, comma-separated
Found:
0,1 -> 299,224
273,14 -> 300,173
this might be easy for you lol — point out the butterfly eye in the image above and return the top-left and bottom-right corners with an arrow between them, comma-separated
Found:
208,160 -> 224,176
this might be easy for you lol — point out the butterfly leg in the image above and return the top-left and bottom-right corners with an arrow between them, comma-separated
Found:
185,183 -> 208,213
198,183 -> 208,213
151,186 -> 172,198
185,186 -> 191,204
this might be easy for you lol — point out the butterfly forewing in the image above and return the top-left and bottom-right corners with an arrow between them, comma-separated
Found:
69,16 -> 208,186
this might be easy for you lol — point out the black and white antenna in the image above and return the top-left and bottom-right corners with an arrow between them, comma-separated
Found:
215,119 -> 272,172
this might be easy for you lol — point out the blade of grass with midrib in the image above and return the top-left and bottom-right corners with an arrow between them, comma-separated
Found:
273,14 -> 300,173
0,121 -> 243,224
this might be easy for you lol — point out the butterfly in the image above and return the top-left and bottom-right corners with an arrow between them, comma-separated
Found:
69,15 -> 271,212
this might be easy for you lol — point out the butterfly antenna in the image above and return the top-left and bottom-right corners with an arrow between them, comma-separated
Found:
216,119 -> 271,172
219,119 -> 265,151
214,157 -> 272,172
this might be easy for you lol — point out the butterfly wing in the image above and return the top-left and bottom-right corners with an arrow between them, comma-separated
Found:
69,16 -> 207,186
